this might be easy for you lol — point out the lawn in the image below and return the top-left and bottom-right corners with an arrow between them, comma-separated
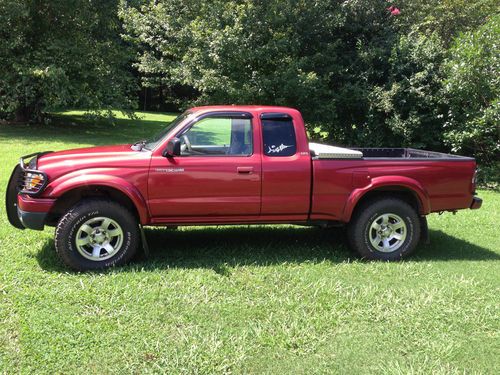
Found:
0,111 -> 499,374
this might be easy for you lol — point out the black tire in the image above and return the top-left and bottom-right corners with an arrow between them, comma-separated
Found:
54,199 -> 139,271
347,197 -> 421,261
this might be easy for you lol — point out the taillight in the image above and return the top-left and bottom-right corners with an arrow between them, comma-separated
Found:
472,168 -> 478,193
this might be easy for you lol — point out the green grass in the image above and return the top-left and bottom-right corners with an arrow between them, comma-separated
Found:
0,111 -> 499,374
187,118 -> 233,145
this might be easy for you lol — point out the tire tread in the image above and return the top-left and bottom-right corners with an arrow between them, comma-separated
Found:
347,197 -> 421,261
54,199 -> 139,271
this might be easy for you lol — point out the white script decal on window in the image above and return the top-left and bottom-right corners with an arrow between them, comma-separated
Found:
268,144 -> 293,154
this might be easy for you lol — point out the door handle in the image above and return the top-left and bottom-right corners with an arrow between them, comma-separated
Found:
237,166 -> 253,174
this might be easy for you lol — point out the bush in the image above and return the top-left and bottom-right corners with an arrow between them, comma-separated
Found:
0,0 -> 136,122
368,32 -> 447,150
444,15 -> 500,184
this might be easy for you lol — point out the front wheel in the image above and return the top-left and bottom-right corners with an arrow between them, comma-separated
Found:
55,199 -> 139,271
347,198 -> 421,261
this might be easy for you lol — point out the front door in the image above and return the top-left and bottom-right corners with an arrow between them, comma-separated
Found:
148,113 -> 261,219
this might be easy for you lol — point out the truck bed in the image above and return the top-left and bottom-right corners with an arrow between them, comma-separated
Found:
309,143 -> 473,160
352,147 -> 474,160
310,149 -> 477,221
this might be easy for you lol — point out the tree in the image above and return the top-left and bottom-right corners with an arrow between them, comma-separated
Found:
391,0 -> 498,44
368,33 -> 447,149
444,15 -> 500,182
0,0 -> 136,122
120,0 -> 400,144
120,0 -> 499,148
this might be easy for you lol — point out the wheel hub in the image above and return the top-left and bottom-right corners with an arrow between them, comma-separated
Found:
369,213 -> 407,253
90,229 -> 109,245
379,225 -> 392,238
75,217 -> 124,261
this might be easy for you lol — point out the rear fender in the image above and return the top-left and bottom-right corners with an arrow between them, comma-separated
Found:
342,176 -> 430,222
47,174 -> 149,224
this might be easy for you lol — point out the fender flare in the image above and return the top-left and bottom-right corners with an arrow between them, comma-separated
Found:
342,176 -> 431,222
47,174 -> 150,224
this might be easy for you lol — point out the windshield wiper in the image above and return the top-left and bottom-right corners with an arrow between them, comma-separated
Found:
131,140 -> 147,151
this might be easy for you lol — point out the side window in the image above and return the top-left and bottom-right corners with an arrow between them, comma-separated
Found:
180,117 -> 252,156
262,118 -> 297,157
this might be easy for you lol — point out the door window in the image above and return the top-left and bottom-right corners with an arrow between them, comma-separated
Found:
180,117 -> 252,156
262,118 -> 297,156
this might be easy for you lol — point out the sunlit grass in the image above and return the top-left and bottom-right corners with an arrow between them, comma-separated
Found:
0,110 -> 499,374
53,109 -> 176,123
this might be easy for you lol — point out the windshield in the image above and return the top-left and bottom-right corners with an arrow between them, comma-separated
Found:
145,111 -> 192,150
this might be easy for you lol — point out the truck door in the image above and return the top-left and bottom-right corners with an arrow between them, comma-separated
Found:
148,112 -> 262,219
260,112 -> 312,219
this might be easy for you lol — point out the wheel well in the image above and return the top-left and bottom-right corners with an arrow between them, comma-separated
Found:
351,187 -> 422,218
46,186 -> 140,226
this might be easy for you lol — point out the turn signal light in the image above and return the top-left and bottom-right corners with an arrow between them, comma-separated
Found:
21,172 -> 47,194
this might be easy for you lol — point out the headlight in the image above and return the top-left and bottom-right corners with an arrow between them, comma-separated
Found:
17,152 -> 51,196
25,173 -> 44,189
21,171 -> 48,195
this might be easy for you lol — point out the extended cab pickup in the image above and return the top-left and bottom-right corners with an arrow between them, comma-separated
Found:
6,106 -> 482,270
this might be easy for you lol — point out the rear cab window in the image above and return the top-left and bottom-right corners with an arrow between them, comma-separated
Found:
261,114 -> 297,157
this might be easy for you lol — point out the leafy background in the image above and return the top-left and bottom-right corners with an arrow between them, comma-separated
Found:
0,0 -> 498,183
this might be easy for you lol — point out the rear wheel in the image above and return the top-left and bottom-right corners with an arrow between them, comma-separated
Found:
55,199 -> 139,271
347,198 -> 421,261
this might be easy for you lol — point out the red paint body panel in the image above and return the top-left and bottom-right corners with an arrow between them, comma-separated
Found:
311,159 -> 475,221
259,109 -> 311,218
37,148 -> 152,224
18,194 -> 56,213
148,155 -> 262,217
17,105 -> 478,228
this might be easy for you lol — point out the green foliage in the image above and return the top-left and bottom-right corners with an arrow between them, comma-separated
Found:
0,0 -> 136,122
368,33 -> 447,149
120,0 -> 399,146
120,1 -> 340,120
393,0 -> 499,43
444,15 -> 500,183
119,1 -> 497,154
1,0 -> 498,180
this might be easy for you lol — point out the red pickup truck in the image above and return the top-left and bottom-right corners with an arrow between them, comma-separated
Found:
6,106 -> 482,270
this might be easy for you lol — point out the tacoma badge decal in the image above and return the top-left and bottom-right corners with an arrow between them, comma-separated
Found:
155,168 -> 185,173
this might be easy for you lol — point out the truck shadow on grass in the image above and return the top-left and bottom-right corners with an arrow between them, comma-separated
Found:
36,226 -> 500,273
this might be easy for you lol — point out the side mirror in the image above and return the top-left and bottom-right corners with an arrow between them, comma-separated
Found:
163,137 -> 181,157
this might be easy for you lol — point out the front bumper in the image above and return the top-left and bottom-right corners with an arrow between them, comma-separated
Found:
6,176 -> 54,231
14,194 -> 55,230
5,154 -> 53,230
470,196 -> 482,210
17,208 -> 48,230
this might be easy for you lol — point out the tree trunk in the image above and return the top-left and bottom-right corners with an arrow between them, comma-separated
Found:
14,105 -> 35,123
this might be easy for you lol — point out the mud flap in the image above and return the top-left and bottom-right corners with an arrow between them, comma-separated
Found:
5,165 -> 25,229
139,225 -> 150,257
419,216 -> 430,245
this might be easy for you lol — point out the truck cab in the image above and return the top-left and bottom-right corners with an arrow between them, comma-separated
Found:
148,107 -> 312,223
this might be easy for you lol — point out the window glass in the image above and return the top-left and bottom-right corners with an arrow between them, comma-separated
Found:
262,118 -> 297,156
180,117 -> 252,156
145,111 -> 192,150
